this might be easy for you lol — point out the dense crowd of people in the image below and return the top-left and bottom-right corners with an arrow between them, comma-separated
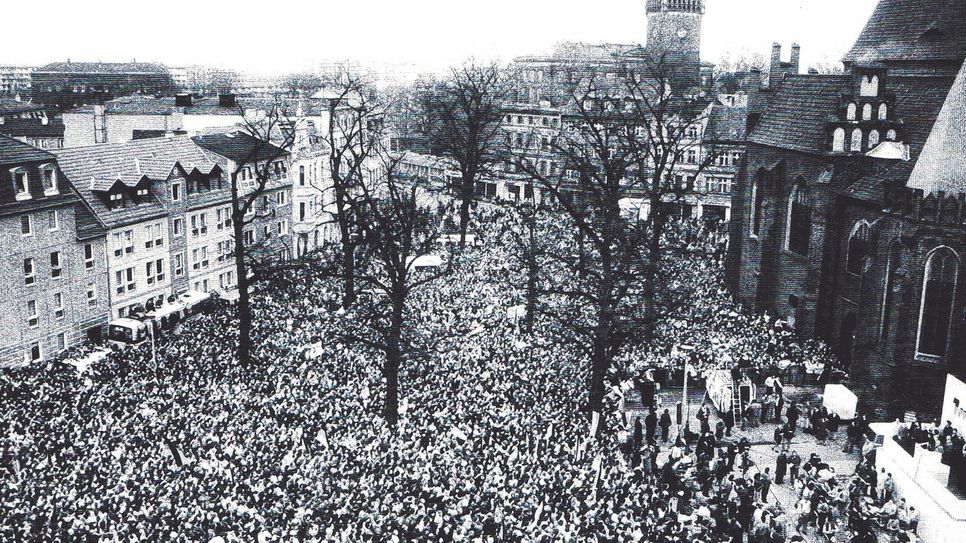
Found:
0,205 -> 867,542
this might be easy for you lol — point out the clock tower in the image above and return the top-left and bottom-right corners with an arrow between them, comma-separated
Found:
645,0 -> 704,56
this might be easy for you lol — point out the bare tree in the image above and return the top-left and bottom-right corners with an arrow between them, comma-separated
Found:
419,62 -> 509,246
515,51 -> 720,422
194,100 -> 295,367
316,73 -> 386,309
342,151 -> 449,425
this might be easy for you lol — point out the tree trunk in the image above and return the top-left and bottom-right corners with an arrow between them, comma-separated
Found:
340,231 -> 356,309
232,211 -> 252,367
525,213 -> 538,335
458,173 -> 474,247
588,305 -> 611,435
641,200 -> 667,342
383,296 -> 406,426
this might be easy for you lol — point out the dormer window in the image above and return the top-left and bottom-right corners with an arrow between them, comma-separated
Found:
108,191 -> 125,209
846,103 -> 857,121
40,165 -> 58,196
136,188 -> 149,198
11,167 -> 30,200
860,75 -> 879,97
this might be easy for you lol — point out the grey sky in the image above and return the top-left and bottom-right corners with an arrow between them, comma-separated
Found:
2,0 -> 879,74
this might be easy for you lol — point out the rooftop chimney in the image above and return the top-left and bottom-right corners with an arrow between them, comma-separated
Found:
771,42 -> 782,67
790,43 -> 801,75
175,93 -> 193,107
218,93 -> 237,108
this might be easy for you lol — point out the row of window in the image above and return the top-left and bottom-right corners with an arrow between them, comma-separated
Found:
831,127 -> 898,153
19,209 -> 60,236
10,164 -> 59,201
504,114 -> 559,128
23,285 -> 99,331
845,102 -> 888,122
23,331 -> 71,364
749,176 -> 812,257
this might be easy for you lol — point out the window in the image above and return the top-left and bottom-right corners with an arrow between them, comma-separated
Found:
887,129 -> 897,141
108,191 -> 124,209
299,202 -> 306,221
26,300 -> 38,328
87,283 -> 97,307
264,225 -> 271,239
147,258 -> 165,285
192,248 -> 209,270
786,181 -> 811,256
173,217 -> 183,236
880,242 -> 901,340
846,103 -> 857,120
860,75 -> 879,97
751,173 -> 764,237
244,230 -> 255,245
84,243 -> 94,269
832,128 -> 845,152
299,165 -> 305,186
868,130 -> 880,148
53,292 -> 64,319
917,247 -> 959,358
850,129 -> 863,152
11,167 -> 30,200
171,182 -> 182,202
846,222 -> 871,275
124,230 -> 134,254
862,103 -> 872,121
28,342 -> 41,363
45,209 -> 59,232
21,214 -> 32,236
276,220 -> 287,235
174,253 -> 185,276
878,104 -> 888,121
50,251 -> 62,278
276,191 -> 287,205
40,165 -> 57,196
687,149 -> 697,164
56,332 -> 67,352
115,267 -> 135,294
24,258 -> 35,285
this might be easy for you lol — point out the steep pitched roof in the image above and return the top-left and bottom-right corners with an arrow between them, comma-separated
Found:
192,132 -> 289,164
0,135 -> 56,165
53,136 -> 219,228
704,101 -> 748,143
906,61 -> 966,195
747,74 -> 851,154
843,0 -> 966,65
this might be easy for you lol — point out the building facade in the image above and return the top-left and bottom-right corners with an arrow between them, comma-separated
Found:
0,136 -> 110,367
31,61 -> 175,111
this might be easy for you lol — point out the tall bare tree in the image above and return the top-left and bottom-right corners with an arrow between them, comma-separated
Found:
419,62 -> 508,246
343,151 -> 449,425
516,52 -> 720,421
194,100 -> 295,367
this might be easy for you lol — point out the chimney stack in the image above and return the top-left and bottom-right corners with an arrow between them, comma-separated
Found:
790,43 -> 801,75
218,93 -> 237,108
771,42 -> 782,68
175,93 -> 193,107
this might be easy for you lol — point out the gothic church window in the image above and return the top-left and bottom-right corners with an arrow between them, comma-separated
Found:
917,247 -> 959,358
851,129 -> 863,152
786,180 -> 811,256
832,128 -> 845,152
846,221 -> 871,275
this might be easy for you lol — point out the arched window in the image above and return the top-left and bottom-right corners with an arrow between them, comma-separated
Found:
10,167 -> 30,200
846,221 -> 871,274
832,128 -> 846,152
786,180 -> 811,256
878,104 -> 888,120
917,247 -> 959,357
862,103 -> 873,121
846,103 -> 857,120
868,130 -> 880,147
887,129 -> 897,141
851,129 -> 863,152
751,172 -> 765,237
880,242 -> 902,340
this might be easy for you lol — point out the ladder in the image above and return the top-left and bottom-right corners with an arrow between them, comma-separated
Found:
731,381 -> 743,425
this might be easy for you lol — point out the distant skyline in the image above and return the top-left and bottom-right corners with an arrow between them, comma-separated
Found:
3,0 -> 879,75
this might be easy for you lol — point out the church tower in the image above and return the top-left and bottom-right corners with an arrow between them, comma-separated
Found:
646,0 -> 704,56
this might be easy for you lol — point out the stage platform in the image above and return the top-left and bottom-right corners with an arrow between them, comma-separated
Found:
872,422 -> 966,543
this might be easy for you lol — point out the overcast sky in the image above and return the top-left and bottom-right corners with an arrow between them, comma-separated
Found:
3,0 -> 879,75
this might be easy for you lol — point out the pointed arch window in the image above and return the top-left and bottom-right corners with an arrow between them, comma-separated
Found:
851,129 -> 863,151
832,128 -> 846,152
917,247 -> 959,358
846,103 -> 857,120
846,221 -> 871,275
878,104 -> 888,120
880,241 -> 902,340
868,130 -> 880,147
887,129 -> 897,141
751,172 -> 765,237
786,180 -> 811,256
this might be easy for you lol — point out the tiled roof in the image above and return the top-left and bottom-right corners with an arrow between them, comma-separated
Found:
0,117 -> 64,138
906,61 -> 966,195
36,61 -> 170,75
747,75 -> 851,154
67,94 -> 329,118
0,134 -> 56,164
53,136 -> 219,228
704,101 -> 748,143
192,132 -> 289,164
0,98 -> 44,115
843,0 -> 966,65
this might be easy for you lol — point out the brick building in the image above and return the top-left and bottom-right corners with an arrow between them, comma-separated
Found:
0,136 -> 109,367
726,0 -> 966,416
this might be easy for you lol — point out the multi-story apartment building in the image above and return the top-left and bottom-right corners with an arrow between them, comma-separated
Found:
192,132 -> 294,267
31,61 -> 175,111
0,66 -> 34,96
289,122 -> 338,257
0,136 -> 110,366
499,102 -> 559,203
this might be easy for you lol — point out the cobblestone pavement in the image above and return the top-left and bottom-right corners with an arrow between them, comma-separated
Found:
649,385 -> 879,543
